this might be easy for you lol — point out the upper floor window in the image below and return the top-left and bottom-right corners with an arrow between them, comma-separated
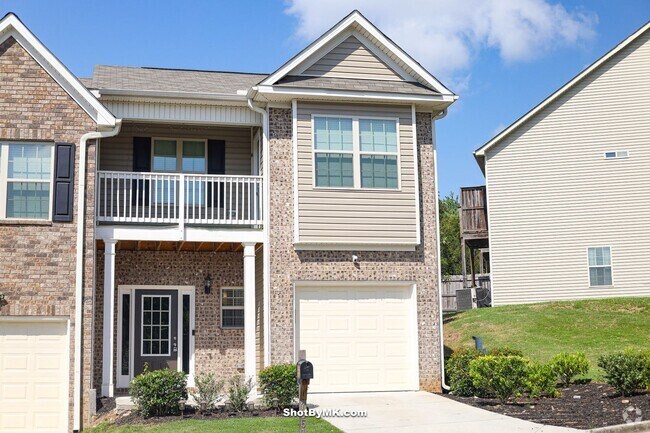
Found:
0,142 -> 53,220
152,138 -> 207,173
313,116 -> 399,189
604,150 -> 628,160
588,246 -> 612,286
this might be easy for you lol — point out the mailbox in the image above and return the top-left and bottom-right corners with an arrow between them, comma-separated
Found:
297,360 -> 314,380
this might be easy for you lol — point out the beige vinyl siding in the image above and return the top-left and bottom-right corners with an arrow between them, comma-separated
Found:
296,102 -> 418,244
255,244 -> 264,371
99,122 -> 253,175
485,28 -> 650,305
302,36 -> 403,81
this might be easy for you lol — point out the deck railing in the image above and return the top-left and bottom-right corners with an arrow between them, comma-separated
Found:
96,171 -> 263,226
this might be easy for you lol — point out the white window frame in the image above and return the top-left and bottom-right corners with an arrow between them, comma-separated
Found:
140,294 -> 172,357
587,246 -> 613,287
221,286 -> 244,329
151,138 -> 208,174
0,141 -> 55,221
311,114 -> 401,190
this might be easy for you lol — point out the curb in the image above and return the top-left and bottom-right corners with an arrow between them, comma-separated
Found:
591,421 -> 650,433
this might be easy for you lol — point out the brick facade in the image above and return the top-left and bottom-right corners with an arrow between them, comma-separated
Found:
267,108 -> 442,392
94,250 -> 247,388
0,37 -> 98,430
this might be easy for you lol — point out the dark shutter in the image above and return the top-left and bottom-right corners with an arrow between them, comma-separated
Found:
207,140 -> 226,207
132,137 -> 151,205
52,142 -> 75,222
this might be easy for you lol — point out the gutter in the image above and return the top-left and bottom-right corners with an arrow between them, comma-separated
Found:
96,88 -> 250,102
431,109 -> 450,391
246,96 -> 271,367
73,120 -> 122,432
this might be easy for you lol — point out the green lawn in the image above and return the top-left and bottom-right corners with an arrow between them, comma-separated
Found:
444,297 -> 650,380
87,417 -> 342,433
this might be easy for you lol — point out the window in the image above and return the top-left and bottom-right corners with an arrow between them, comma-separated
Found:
221,287 -> 244,328
141,295 -> 171,356
152,138 -> 207,204
313,116 -> 399,189
604,150 -> 629,159
0,142 -> 53,220
314,117 -> 354,187
588,247 -> 612,286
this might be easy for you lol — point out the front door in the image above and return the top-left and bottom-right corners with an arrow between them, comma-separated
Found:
134,290 -> 178,375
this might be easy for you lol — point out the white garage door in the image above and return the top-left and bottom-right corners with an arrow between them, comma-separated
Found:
296,283 -> 418,392
0,319 -> 69,433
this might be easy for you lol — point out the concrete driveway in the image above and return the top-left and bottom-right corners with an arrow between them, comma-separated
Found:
309,392 -> 580,433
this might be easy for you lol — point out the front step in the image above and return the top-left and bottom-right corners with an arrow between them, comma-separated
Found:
115,396 -> 135,411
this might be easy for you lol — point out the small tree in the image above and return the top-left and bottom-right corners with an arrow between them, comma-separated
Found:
190,372 -> 224,410
227,375 -> 253,412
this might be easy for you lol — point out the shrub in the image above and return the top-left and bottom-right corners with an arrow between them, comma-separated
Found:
526,361 -> 559,399
258,364 -> 298,408
129,367 -> 187,417
598,350 -> 650,396
227,375 -> 254,412
190,372 -> 224,410
550,352 -> 590,386
446,348 -> 484,396
469,355 -> 529,402
488,347 -> 524,357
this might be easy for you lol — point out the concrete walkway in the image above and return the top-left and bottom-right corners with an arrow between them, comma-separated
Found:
309,391 -> 580,433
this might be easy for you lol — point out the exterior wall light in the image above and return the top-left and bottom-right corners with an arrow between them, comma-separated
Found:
204,274 -> 212,294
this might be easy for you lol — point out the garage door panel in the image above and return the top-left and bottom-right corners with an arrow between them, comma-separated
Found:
297,284 -> 417,393
0,320 -> 69,433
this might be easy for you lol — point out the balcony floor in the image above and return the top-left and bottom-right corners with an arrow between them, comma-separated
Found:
96,239 -> 247,252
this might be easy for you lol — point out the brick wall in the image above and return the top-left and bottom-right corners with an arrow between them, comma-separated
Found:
0,37 -> 98,430
94,250 -> 247,388
267,107 -> 442,392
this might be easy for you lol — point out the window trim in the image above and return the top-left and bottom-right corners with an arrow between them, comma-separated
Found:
311,114 -> 401,191
0,141 -> 55,221
587,246 -> 614,288
151,137 -> 208,174
221,286 -> 244,330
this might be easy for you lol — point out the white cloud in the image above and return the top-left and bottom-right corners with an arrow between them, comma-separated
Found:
285,0 -> 597,86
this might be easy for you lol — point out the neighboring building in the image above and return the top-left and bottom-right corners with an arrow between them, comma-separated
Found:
474,21 -> 650,306
0,11 -> 457,432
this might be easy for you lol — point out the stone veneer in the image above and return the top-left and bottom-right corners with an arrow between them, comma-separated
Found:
94,250 -> 247,388
0,37 -> 98,430
267,107 -> 442,392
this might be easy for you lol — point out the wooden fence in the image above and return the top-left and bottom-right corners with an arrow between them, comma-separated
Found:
441,274 -> 491,312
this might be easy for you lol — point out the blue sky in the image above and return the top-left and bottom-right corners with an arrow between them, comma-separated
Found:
2,0 -> 649,195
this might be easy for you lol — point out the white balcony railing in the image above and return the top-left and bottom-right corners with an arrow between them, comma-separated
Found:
96,171 -> 263,226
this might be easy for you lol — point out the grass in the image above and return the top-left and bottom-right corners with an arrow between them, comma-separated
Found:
87,417 -> 342,433
444,297 -> 650,380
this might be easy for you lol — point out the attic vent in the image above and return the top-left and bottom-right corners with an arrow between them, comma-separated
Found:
604,150 -> 628,159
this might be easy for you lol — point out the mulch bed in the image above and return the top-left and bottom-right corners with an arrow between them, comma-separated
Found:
445,383 -> 650,430
93,397 -> 281,427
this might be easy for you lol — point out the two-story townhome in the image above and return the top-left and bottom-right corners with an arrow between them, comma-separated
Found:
0,11 -> 457,432
474,21 -> 650,305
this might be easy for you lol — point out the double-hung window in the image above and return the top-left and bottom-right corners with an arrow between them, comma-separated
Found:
0,142 -> 54,220
221,287 -> 244,329
588,247 -> 612,286
313,116 -> 399,189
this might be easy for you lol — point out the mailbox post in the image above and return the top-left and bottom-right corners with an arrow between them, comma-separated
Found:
296,351 -> 313,433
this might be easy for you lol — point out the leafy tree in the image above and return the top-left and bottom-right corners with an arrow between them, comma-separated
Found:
439,192 -> 463,277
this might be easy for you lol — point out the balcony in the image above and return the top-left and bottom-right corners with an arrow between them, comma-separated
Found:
96,171 -> 263,226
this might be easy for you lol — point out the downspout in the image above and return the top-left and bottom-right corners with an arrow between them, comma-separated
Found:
431,109 -> 450,391
247,96 -> 271,367
73,120 -> 122,432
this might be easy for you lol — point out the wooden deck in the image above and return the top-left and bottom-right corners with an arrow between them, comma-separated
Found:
460,186 -> 489,248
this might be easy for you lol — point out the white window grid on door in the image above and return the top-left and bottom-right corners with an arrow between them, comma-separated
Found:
140,294 -> 172,356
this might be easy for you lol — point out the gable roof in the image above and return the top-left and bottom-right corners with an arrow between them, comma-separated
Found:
259,10 -> 455,97
474,20 -> 650,169
88,65 -> 266,99
0,13 -> 117,127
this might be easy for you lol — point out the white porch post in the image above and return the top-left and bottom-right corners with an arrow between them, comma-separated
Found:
242,242 -> 257,392
102,239 -> 117,397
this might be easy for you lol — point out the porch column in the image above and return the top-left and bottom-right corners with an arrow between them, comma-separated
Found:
102,239 -> 117,397
242,242 -> 257,391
